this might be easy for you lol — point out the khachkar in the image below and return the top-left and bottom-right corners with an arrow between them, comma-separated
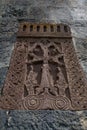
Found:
0,22 -> 87,110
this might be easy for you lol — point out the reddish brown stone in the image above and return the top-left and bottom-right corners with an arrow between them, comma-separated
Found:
0,23 -> 87,110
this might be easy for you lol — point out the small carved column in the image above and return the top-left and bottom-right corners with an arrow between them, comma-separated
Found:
55,67 -> 68,96
24,65 -> 38,95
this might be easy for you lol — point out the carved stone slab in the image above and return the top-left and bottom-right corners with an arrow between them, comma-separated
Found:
0,23 -> 87,110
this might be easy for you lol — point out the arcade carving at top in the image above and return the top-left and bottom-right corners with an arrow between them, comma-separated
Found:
17,22 -> 71,38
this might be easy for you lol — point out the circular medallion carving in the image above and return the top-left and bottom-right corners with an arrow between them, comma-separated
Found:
52,96 -> 71,110
22,95 -> 43,110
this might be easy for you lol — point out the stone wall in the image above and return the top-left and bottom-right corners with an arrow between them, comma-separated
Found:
0,0 -> 87,129
0,110 -> 87,130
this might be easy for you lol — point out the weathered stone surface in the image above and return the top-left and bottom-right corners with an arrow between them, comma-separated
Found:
1,23 -> 87,110
0,0 -> 87,88
0,0 -> 87,129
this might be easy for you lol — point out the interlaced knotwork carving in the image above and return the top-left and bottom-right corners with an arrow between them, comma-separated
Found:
62,40 -> 87,110
0,23 -> 87,110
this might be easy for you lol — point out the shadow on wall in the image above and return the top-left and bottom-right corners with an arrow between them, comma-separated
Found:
0,67 -> 8,95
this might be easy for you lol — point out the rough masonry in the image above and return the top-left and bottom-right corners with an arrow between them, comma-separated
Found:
0,0 -> 87,129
